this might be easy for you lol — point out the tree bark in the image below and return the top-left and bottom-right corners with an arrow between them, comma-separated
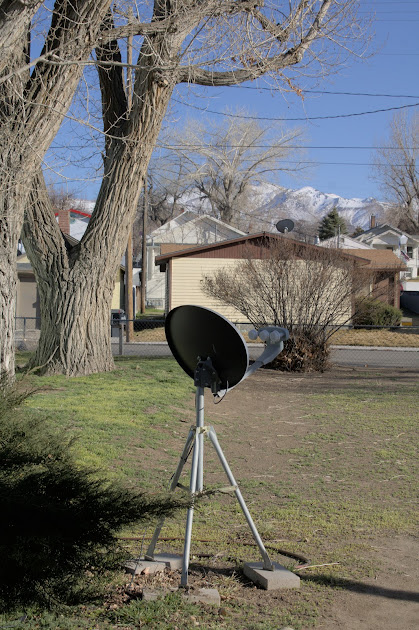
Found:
0,186 -> 22,378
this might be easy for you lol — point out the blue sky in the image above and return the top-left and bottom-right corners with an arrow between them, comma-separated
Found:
47,1 -> 419,204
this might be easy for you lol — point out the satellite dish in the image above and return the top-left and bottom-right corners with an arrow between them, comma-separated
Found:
276,218 -> 294,234
166,305 -> 289,396
165,305 -> 249,391
147,305 -> 290,587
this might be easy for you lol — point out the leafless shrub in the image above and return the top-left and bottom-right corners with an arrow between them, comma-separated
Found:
202,236 -> 372,371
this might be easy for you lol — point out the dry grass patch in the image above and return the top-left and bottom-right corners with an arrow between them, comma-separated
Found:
133,326 -> 419,348
331,328 -> 419,347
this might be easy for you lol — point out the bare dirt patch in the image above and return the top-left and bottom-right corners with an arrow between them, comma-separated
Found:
125,366 -> 418,629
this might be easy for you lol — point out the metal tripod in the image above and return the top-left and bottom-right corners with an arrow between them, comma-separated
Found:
145,359 -> 274,586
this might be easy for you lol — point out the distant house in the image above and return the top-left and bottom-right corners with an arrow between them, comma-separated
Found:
354,224 -> 419,282
341,249 -> 406,308
54,207 -> 92,238
143,211 -> 246,309
319,234 -> 373,250
155,232 -> 406,322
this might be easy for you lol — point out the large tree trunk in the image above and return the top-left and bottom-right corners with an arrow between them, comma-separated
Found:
0,187 -> 24,378
30,270 -> 115,376
21,176 -> 115,375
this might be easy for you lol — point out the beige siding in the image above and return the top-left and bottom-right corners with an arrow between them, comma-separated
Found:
171,258 -> 249,323
16,276 -> 40,319
112,269 -> 124,310
171,257 -> 352,325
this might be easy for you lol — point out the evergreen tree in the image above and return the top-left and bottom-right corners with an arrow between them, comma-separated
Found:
0,378 -> 188,610
352,226 -> 364,237
318,207 -> 348,241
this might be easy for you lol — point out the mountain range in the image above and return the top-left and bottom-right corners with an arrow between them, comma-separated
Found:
253,185 -> 388,231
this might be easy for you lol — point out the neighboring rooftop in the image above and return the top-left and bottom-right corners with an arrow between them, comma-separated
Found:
342,248 -> 407,270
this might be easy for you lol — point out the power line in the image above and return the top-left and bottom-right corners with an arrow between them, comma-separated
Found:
359,9 -> 419,13
159,144 -> 419,151
193,161 -> 416,166
227,86 -> 419,98
171,98 -> 419,122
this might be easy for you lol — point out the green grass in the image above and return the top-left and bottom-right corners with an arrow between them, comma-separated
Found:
10,355 -> 419,629
135,308 -> 165,320
22,357 -> 195,483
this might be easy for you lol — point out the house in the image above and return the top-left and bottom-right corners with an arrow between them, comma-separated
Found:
354,223 -> 419,282
55,207 -> 92,238
319,234 -> 373,250
143,211 -> 246,309
155,232 -> 373,323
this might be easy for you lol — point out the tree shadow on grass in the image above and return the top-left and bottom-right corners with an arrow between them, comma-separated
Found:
297,572 -> 419,602
190,562 -> 419,603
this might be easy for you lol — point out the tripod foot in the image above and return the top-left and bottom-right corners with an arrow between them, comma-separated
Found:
243,561 -> 300,591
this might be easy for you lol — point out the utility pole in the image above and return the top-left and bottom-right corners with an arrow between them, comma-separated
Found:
140,176 -> 148,314
125,23 -> 134,341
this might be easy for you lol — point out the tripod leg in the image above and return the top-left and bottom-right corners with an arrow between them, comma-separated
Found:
196,387 -> 204,492
181,432 -> 201,586
208,426 -> 274,571
145,427 -> 196,560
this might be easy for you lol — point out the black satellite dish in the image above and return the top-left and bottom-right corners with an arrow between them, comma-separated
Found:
165,305 -> 248,391
276,218 -> 294,234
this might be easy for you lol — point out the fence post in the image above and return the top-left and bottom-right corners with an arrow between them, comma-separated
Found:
119,323 -> 124,356
23,317 -> 26,340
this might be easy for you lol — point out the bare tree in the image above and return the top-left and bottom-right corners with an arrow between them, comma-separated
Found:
146,150 -> 192,229
371,111 -> 419,233
1,0 -> 115,378
1,0 -> 372,377
132,166 -> 186,260
168,114 -> 304,229
202,237 -> 371,371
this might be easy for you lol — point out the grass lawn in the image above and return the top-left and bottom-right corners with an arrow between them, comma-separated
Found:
4,355 -> 418,629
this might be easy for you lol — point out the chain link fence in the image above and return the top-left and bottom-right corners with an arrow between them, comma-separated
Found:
15,316 -> 419,369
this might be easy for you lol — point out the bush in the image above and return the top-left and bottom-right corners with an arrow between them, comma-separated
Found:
353,298 -> 402,327
266,328 -> 330,372
0,378 -> 187,611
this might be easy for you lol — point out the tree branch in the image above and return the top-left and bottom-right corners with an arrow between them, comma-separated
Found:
96,11 -> 128,149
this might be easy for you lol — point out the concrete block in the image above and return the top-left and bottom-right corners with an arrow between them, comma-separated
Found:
124,560 -> 167,575
142,588 -> 170,601
243,561 -> 300,590
151,553 -> 184,570
183,588 -> 221,606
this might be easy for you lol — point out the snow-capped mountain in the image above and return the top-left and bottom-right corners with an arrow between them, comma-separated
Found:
163,184 -> 388,232
254,185 -> 388,231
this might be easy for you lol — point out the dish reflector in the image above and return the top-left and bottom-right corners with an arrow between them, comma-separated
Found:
165,305 -> 249,390
276,218 -> 295,233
